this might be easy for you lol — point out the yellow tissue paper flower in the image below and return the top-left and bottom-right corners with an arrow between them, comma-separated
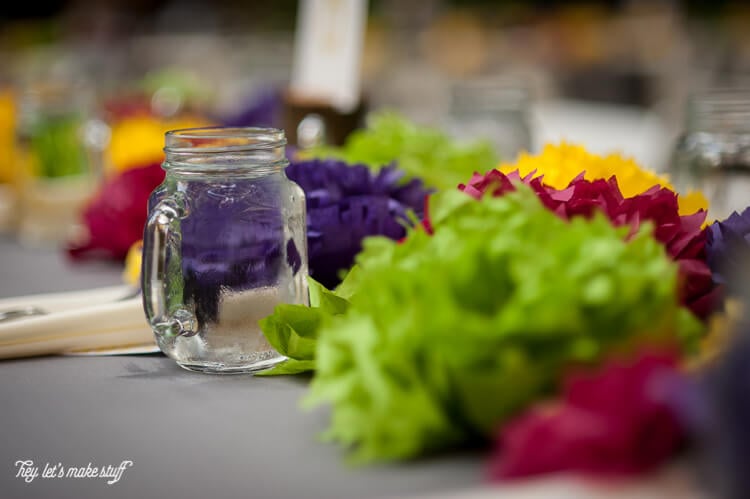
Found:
499,143 -> 708,216
0,90 -> 17,184
107,115 -> 212,173
122,240 -> 143,287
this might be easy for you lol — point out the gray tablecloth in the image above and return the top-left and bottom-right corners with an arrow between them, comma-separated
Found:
0,237 -> 482,499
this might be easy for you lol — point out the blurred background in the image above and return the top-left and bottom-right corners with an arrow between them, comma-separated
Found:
1,0 -> 749,244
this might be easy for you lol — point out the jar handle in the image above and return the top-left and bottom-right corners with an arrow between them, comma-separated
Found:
142,193 -> 198,339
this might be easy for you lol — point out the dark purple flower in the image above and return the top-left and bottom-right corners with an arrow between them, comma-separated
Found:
706,208 -> 750,292
286,158 -> 432,288
220,87 -> 281,128
701,323 -> 750,499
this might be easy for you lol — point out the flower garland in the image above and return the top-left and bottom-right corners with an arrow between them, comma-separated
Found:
458,169 -> 719,320
498,143 -> 708,216
300,188 -> 702,462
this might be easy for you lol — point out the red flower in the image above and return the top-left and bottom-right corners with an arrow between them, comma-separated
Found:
67,162 -> 165,261
457,170 -> 719,320
488,351 -> 686,479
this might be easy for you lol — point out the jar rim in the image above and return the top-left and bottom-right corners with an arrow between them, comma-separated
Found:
164,126 -> 286,153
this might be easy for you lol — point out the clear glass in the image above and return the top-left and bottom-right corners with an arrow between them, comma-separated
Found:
671,89 -> 750,220
15,83 -> 102,245
142,127 -> 308,374
447,78 -> 532,160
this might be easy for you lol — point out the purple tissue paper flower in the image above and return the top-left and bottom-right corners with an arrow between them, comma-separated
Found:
706,207 -> 750,289
221,87 -> 281,128
285,158 -> 432,288
703,325 -> 750,499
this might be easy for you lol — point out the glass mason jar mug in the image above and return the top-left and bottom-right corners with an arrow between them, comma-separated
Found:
142,127 -> 308,373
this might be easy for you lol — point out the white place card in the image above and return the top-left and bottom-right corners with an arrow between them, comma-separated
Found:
290,0 -> 368,112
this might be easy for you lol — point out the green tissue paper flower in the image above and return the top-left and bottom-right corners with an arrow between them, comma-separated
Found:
301,187 -> 703,462
308,112 -> 498,190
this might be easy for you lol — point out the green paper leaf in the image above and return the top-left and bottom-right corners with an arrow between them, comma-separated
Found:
334,265 -> 363,300
260,305 -> 322,360
309,277 -> 350,314
255,359 -> 316,376
259,279 -> 352,368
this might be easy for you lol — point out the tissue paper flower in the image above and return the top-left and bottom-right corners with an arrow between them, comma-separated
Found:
304,187 -> 702,462
706,207 -> 750,287
285,158 -> 431,288
0,90 -> 17,184
498,143 -> 708,216
107,115 -> 211,173
67,162 -> 165,260
122,240 -> 143,286
221,88 -> 281,128
306,111 -> 498,190
459,169 -> 718,319
703,327 -> 750,499
488,351 -> 686,479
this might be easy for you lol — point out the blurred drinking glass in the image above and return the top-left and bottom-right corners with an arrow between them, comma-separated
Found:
14,83 -> 104,245
447,78 -> 532,161
671,89 -> 750,220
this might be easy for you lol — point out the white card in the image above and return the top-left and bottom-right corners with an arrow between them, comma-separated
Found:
290,0 -> 368,112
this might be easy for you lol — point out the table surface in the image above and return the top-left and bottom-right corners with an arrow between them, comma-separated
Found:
0,236 -> 488,499
0,236 -> 704,499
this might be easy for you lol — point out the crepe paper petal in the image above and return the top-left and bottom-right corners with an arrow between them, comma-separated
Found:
285,158 -> 432,288
305,188 -> 703,463
458,169 -> 718,320
304,111 -> 499,190
498,143 -> 709,216
489,351 -> 686,479
67,162 -> 165,261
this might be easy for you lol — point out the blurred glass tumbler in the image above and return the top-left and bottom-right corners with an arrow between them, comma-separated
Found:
671,90 -> 750,220
448,79 -> 532,160
15,84 -> 102,244
142,127 -> 308,373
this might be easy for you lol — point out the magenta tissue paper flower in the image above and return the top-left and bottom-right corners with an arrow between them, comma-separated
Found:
67,162 -> 165,261
488,352 -> 686,480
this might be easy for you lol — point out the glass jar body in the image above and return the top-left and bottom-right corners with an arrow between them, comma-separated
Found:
142,128 -> 308,373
